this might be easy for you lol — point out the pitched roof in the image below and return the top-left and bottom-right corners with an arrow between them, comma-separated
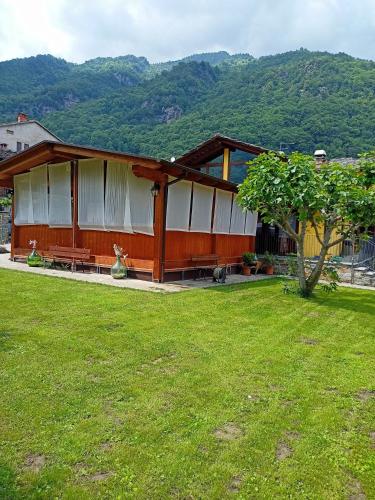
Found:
0,140 -> 238,192
0,119 -> 61,142
176,134 -> 270,167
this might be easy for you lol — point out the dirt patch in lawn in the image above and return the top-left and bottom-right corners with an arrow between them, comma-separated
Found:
285,431 -> 301,440
357,389 -> 375,402
100,441 -> 113,451
300,337 -> 319,345
325,386 -> 339,393
228,475 -> 242,493
87,471 -> 114,482
276,441 -> 292,460
347,476 -> 366,500
24,454 -> 46,473
307,312 -> 321,318
214,423 -> 243,441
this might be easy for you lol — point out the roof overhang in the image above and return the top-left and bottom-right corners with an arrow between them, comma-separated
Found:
0,140 -> 238,192
176,134 -> 270,167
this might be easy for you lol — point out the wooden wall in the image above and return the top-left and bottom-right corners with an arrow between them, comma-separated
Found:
164,231 -> 255,270
13,225 -> 154,270
13,225 -> 255,277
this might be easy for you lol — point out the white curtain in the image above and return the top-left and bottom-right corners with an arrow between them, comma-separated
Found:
244,211 -> 258,236
78,159 -> 105,230
166,180 -> 192,231
48,162 -> 72,227
128,171 -> 154,235
213,189 -> 233,234
190,183 -> 214,233
30,165 -> 48,224
230,195 -> 246,234
14,173 -> 33,225
104,161 -> 133,233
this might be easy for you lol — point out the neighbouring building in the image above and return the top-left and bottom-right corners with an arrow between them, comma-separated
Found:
0,113 -> 60,157
0,113 -> 60,241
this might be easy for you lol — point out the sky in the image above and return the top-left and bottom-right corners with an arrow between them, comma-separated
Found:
1,0 -> 375,63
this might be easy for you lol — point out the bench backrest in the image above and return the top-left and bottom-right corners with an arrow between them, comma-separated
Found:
49,246 -> 90,260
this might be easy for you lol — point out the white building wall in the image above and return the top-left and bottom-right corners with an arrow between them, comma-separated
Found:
0,121 -> 59,152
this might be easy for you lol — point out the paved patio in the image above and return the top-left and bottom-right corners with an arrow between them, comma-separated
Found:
0,248 -> 272,293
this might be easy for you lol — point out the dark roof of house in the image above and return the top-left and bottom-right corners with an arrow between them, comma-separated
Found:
0,140 -> 238,192
0,119 -> 61,142
176,134 -> 270,167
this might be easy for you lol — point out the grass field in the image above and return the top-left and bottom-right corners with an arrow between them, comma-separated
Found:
0,269 -> 374,499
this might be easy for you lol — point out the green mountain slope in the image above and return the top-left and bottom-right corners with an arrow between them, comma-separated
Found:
1,49 -> 375,158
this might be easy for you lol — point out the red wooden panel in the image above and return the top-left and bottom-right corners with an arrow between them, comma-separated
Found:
13,225 -> 154,261
15,225 -> 73,251
78,230 -> 154,260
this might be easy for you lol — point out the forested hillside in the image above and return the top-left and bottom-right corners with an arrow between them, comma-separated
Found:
1,49 -> 374,158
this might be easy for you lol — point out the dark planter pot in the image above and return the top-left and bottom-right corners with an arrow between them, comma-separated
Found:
242,265 -> 252,276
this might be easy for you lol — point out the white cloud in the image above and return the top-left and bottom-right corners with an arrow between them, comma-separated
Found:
0,0 -> 374,63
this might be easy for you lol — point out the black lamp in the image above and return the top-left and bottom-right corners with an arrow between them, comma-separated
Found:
151,182 -> 160,197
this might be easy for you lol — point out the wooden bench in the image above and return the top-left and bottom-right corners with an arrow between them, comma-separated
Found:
47,246 -> 91,272
191,254 -> 219,280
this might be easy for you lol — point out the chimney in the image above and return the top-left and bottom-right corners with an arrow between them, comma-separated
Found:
17,112 -> 28,123
314,149 -> 327,168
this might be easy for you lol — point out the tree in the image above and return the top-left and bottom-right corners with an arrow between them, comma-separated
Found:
237,151 -> 375,297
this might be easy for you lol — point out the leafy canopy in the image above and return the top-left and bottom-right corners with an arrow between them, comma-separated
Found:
237,151 -> 375,235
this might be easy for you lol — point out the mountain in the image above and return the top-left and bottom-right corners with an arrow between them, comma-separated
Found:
1,49 -> 375,159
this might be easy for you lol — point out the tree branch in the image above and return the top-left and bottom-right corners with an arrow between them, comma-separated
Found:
311,218 -> 324,246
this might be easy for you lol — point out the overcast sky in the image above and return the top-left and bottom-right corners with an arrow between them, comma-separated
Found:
1,0 -> 375,63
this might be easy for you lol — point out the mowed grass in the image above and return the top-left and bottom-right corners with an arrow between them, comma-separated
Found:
0,270 -> 374,499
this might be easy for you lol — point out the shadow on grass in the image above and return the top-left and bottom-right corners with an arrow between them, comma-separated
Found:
311,288 -> 375,316
0,463 -> 19,499
209,277 -> 375,316
208,277 -> 282,293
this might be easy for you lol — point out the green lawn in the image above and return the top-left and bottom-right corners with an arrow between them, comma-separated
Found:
0,270 -> 374,499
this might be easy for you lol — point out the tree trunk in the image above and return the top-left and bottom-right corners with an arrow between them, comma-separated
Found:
295,221 -> 308,295
304,224 -> 333,294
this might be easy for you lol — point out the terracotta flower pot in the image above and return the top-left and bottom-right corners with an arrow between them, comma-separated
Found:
242,265 -> 252,276
266,265 -> 274,275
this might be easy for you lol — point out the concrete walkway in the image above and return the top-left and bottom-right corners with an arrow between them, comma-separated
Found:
0,249 -> 272,293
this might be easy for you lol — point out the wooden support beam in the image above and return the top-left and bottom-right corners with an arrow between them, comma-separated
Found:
72,161 -> 78,249
153,174 -> 168,282
10,196 -> 15,258
223,148 -> 231,181
132,164 -> 165,182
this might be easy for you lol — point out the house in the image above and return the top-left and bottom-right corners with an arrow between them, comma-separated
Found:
0,139 -> 259,282
0,113 -> 60,155
0,113 -> 60,205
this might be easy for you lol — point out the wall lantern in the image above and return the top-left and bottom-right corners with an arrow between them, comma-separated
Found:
151,182 -> 160,197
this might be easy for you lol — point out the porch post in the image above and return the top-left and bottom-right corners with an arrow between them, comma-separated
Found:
72,160 -> 78,249
10,192 -> 15,259
153,176 -> 167,283
223,148 -> 231,181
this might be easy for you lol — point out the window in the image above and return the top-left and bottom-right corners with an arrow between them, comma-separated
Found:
24,143 -> 29,150
6,129 -> 14,135
16,142 -> 22,152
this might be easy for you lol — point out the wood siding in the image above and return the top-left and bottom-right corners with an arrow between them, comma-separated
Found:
164,231 -> 254,269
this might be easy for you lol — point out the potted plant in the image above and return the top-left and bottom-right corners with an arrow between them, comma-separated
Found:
262,251 -> 276,275
242,252 -> 257,276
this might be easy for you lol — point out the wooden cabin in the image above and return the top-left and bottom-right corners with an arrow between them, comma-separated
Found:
0,139 -> 260,282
